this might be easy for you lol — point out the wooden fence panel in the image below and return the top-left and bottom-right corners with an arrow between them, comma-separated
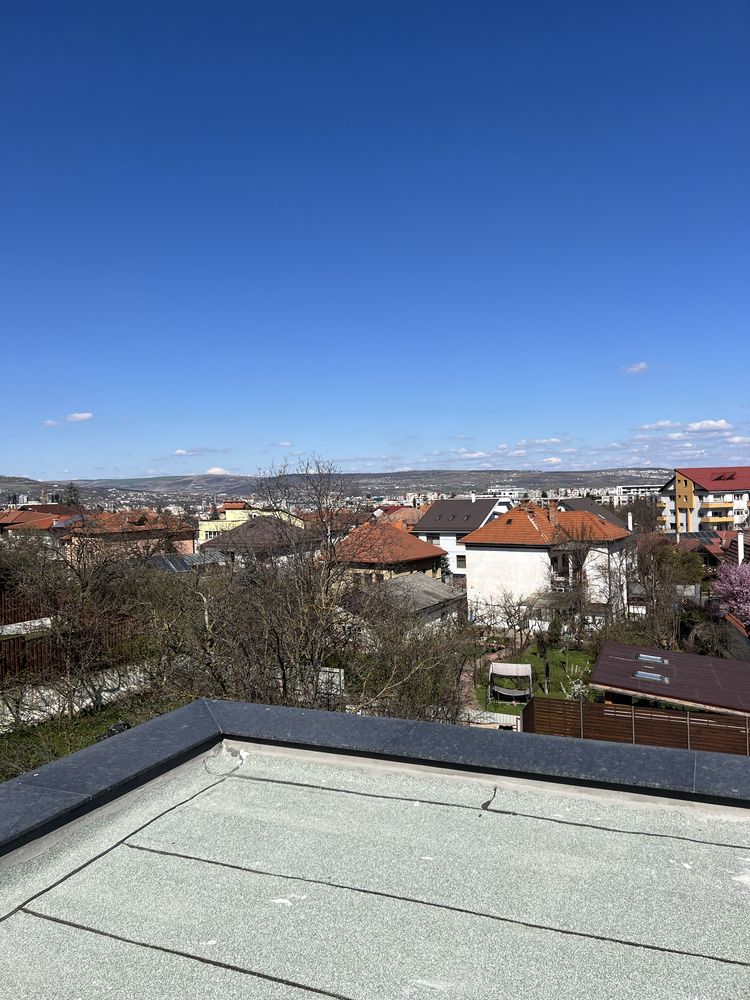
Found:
523,696 -> 750,757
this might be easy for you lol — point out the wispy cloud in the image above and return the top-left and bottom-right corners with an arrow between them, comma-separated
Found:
623,361 -> 648,375
173,446 -> 230,457
42,419 -> 59,427
641,420 -> 680,430
272,441 -> 293,448
65,412 -> 94,422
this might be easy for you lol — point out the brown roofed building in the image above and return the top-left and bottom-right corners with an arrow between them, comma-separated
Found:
335,521 -> 446,584
590,640 -> 750,717
51,510 -> 196,555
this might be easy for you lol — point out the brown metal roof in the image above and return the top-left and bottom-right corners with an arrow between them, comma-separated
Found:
590,640 -> 750,716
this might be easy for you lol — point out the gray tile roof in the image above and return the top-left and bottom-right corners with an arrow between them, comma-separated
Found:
413,498 -> 497,533
557,497 -> 628,527
377,572 -> 466,612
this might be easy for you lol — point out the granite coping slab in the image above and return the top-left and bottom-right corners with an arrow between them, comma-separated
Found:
2,698 -> 750,859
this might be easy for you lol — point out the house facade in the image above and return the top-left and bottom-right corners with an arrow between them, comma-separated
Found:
659,467 -> 750,534
413,497 -> 504,585
461,502 -> 630,624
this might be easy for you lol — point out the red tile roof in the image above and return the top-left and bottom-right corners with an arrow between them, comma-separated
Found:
462,502 -> 630,547
335,521 -> 446,565
55,510 -> 194,537
378,504 -> 433,531
0,510 -> 57,530
675,467 -> 750,491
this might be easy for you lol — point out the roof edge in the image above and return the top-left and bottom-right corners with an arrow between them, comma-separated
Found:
4,698 -> 750,859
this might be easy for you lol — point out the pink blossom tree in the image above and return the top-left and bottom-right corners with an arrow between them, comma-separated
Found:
713,562 -> 750,625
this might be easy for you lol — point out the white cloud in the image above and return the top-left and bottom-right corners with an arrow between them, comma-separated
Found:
686,419 -> 732,431
542,457 -> 562,465
172,446 -> 229,457
509,449 -> 527,457
531,438 -> 561,446
42,419 -> 59,427
460,450 -> 489,460
641,420 -> 680,430
205,466 -> 231,475
727,436 -> 750,445
623,361 -> 648,375
65,412 -> 93,422
272,441 -> 293,448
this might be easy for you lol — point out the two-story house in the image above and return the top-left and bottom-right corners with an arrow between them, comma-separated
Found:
413,497 -> 505,586
461,501 -> 631,623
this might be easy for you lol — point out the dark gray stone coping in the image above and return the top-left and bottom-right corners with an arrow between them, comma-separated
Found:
1,698 -> 749,859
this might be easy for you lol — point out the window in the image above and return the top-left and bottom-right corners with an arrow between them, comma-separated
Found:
374,572 -> 384,583
456,555 -> 466,569
427,533 -> 439,544
363,572 -> 373,586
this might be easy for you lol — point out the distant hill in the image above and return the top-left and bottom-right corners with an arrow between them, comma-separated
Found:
1,467 -> 672,503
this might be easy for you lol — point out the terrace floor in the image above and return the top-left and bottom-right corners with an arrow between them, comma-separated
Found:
2,742 -> 750,998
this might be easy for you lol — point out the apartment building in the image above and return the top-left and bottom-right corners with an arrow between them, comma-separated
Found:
659,467 -> 750,533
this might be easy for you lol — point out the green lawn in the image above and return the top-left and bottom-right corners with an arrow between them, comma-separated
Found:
474,644 -> 594,709
472,686 -> 523,715
0,691 -> 191,783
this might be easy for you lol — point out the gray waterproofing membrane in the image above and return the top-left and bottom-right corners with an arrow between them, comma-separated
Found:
2,742 -> 750,999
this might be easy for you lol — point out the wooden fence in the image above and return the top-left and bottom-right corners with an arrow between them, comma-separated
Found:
522,696 -> 750,757
0,622 -> 136,685
0,590 -> 42,627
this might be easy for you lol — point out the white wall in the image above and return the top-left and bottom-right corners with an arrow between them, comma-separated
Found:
465,546 -> 550,617
582,543 -> 627,605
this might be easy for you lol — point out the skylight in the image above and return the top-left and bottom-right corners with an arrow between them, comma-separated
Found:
633,669 -> 669,684
636,653 -> 668,665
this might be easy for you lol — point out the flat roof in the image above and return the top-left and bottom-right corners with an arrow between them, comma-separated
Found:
590,641 -> 750,716
3,702 -> 750,997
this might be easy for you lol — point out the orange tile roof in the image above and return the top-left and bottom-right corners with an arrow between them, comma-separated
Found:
57,510 -> 194,536
378,504 -> 433,531
0,510 -> 57,530
335,521 -> 446,565
462,503 -> 630,547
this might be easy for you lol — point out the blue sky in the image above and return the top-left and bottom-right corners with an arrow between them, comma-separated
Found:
2,1 -> 748,480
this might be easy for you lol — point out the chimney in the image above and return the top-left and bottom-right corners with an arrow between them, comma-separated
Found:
549,499 -> 558,525
739,532 -> 745,566
627,512 -> 633,532
471,492 -> 476,504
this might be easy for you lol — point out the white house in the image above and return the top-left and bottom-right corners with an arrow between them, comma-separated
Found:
413,497 -> 506,584
462,502 -> 631,626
